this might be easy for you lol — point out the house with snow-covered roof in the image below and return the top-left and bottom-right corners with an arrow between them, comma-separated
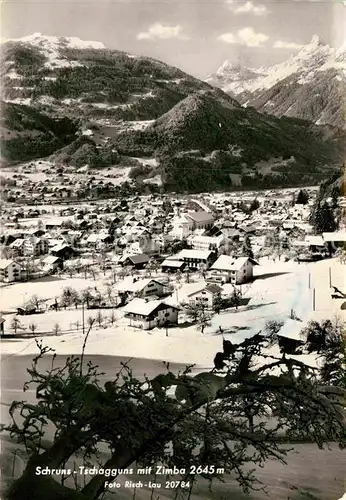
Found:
186,234 -> 225,252
0,259 -> 22,282
207,255 -> 259,285
23,236 -> 48,256
123,298 -> 179,330
161,258 -> 186,273
120,254 -> 150,269
116,278 -> 165,299
43,255 -> 63,272
187,283 -> 223,309
51,244 -> 76,260
174,249 -> 216,270
9,238 -> 25,257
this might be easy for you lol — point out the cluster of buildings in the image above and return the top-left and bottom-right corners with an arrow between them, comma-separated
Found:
1,185 -> 345,286
0,181 -> 345,334
1,161 -> 121,204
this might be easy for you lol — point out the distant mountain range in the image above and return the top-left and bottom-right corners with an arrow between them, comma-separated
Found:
206,35 -> 346,129
1,33 -> 345,193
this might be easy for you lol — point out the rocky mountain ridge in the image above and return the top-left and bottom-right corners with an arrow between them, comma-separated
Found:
206,35 -> 346,128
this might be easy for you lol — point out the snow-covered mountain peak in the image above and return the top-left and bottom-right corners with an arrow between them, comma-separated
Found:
308,34 -> 325,48
207,34 -> 345,96
294,35 -> 332,64
3,33 -> 106,69
204,34 -> 345,129
216,60 -> 238,76
205,59 -> 265,92
7,32 -> 106,50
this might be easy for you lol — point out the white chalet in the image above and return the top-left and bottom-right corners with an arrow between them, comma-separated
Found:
0,259 -> 22,282
187,234 -> 225,251
187,284 -> 223,309
123,298 -> 179,330
207,256 -> 258,284
42,255 -> 63,272
117,278 -> 165,299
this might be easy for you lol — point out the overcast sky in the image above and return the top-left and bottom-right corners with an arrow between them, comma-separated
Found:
2,0 -> 345,78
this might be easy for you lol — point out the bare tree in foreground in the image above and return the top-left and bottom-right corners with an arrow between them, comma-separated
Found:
3,319 -> 346,500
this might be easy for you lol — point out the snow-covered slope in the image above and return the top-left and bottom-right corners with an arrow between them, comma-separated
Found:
248,35 -> 341,91
3,32 -> 106,69
1,32 -> 209,120
0,33 -> 212,167
207,36 -> 346,128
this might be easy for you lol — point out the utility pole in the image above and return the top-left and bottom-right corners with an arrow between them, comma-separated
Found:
329,266 -> 332,288
82,301 -> 85,335
313,288 -> 316,312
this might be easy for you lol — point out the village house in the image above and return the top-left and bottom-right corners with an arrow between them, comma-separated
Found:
304,236 -> 327,253
207,255 -> 259,284
9,238 -> 25,257
47,237 -> 68,249
150,235 -> 165,254
187,234 -> 225,252
42,255 -> 64,272
161,258 -> 186,273
187,283 -> 223,309
117,278 -> 165,300
0,259 -> 22,282
173,249 -> 216,270
51,244 -> 76,260
85,231 -> 112,249
126,241 -> 146,255
220,227 -> 241,241
122,226 -> 152,250
29,228 -> 46,238
45,219 -> 64,231
123,298 -> 179,330
120,254 -> 150,269
23,236 -> 49,256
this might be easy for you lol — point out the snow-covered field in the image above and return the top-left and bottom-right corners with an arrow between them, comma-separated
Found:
1,258 -> 344,366
101,166 -> 132,185
0,276 -> 98,311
